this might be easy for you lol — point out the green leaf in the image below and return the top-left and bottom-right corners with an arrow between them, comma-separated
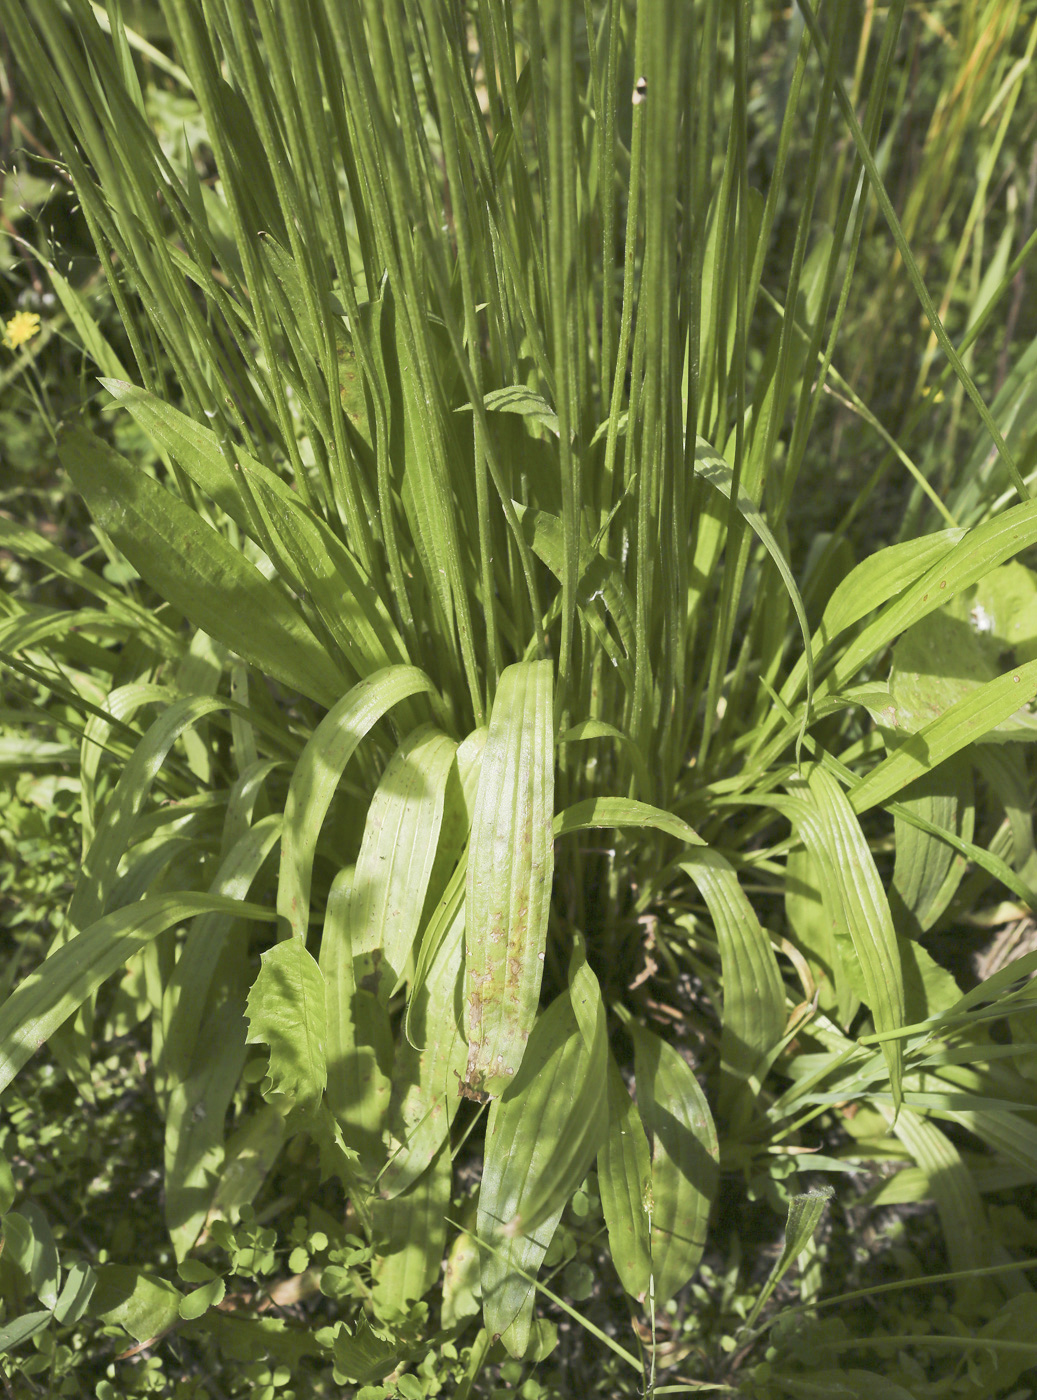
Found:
0,515 -> 172,651
341,724 -> 457,1002
47,259 -> 129,378
92,1265 -> 183,1344
785,846 -> 859,1026
441,1198 -> 481,1328
464,385 -> 560,436
15,1202 -> 60,1309
746,1186 -> 833,1324
477,994 -> 584,1357
885,563 -> 1037,741
820,496 -> 1037,704
370,1144 -> 451,1311
853,658 -> 1037,814
0,1311 -> 52,1355
207,1105 -> 286,1226
245,940 -> 327,1114
320,869 -> 393,1176
328,1318 -> 415,1385
953,1294 -> 1037,1399
630,1022 -> 719,1306
515,505 -> 635,678
161,815 -> 283,1259
463,661 -> 554,1099
382,897 -> 466,1199
277,666 -> 439,941
101,381 -> 411,679
506,937 -> 608,1239
553,796 -> 698,845
596,1054 -> 653,1301
178,1275 -> 227,1321
883,1106 -> 989,1307
0,892 -> 277,1096
60,426 -> 347,708
891,757 -> 973,936
693,438 -> 814,739
69,693 -> 232,932
680,850 -> 786,1109
771,1370 -> 917,1400
780,766 -> 906,1102
560,719 -> 651,801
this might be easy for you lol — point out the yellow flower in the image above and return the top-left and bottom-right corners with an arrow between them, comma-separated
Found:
3,311 -> 42,350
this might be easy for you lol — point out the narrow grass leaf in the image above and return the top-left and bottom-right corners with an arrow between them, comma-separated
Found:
694,438 -> 814,737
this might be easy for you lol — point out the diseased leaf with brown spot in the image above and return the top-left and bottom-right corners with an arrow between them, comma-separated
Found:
463,661 -> 554,1099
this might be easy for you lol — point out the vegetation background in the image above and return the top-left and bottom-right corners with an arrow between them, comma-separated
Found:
3,1 -> 1037,1397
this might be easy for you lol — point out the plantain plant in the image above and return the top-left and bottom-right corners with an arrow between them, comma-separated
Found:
3,1 -> 1037,1393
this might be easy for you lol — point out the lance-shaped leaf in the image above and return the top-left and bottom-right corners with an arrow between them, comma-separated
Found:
890,757 -> 974,937
596,1054 -> 653,1302
277,666 -> 439,941
746,1186 -> 833,1326
505,936 -> 608,1238
340,724 -> 457,1002
60,426 -> 346,709
163,816 -> 284,1260
245,939 -> 327,1114
851,657 -> 1037,814
370,1144 -> 451,1312
101,381 -> 411,680
70,693 -> 232,932
0,893 -> 277,1096
881,1104 -> 988,1309
680,850 -> 785,1115
783,765 -> 905,1103
381,899 -> 466,1199
630,1022 -> 719,1306
478,990 -> 596,1357
320,869 -> 393,1176
463,661 -> 554,1099
552,796 -> 784,1114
